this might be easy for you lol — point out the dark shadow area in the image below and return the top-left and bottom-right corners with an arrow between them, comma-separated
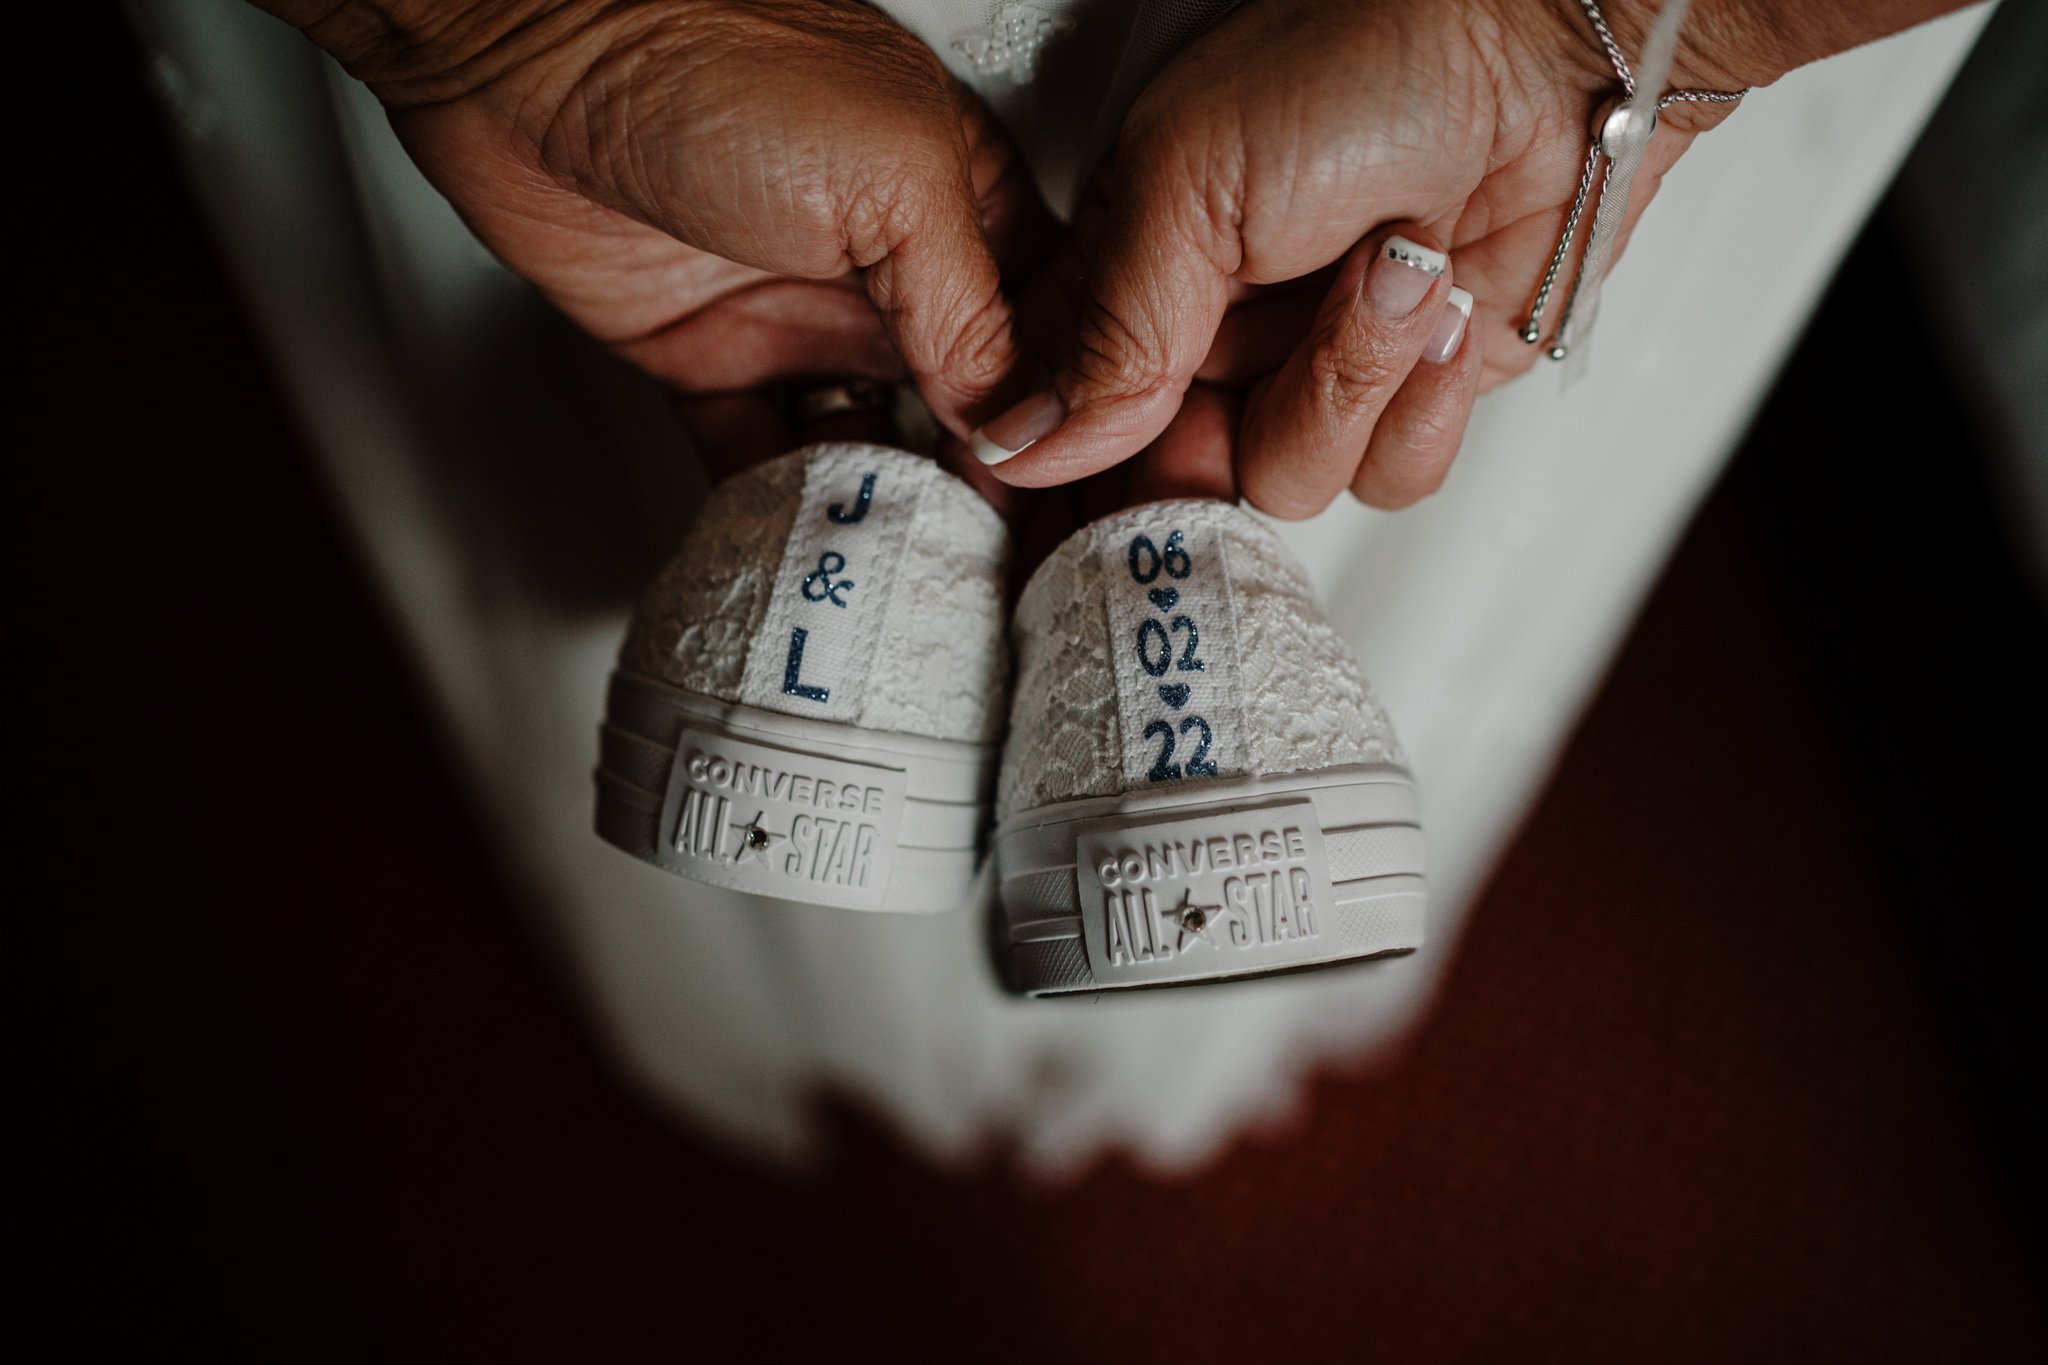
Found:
1742,203 -> 2048,1256
29,6 -> 2044,1359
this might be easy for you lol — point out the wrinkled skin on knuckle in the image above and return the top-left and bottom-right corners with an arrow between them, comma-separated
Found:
1056,168 -> 1230,410
532,0 -> 963,277
926,287 -> 1014,397
834,109 -> 971,261
1306,333 -> 1402,429
1070,294 -> 1182,409
530,13 -> 691,192
876,251 -> 1012,398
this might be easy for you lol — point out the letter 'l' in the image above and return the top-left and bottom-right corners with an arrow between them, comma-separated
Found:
782,628 -> 830,702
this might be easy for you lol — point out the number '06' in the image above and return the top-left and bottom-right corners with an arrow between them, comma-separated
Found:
1127,531 -> 1192,584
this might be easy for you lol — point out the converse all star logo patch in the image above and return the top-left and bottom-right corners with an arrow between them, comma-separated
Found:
742,446 -> 925,723
655,725 -> 909,910
1099,517 -> 1248,788
1073,801 -> 1340,986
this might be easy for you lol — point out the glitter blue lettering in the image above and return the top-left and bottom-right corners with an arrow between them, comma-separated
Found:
782,628 -> 830,703
827,472 -> 876,524
801,552 -> 855,607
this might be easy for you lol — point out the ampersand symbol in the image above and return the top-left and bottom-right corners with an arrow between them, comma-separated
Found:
800,551 -> 855,607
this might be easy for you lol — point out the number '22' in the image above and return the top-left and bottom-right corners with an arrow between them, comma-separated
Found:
1143,716 -> 1217,781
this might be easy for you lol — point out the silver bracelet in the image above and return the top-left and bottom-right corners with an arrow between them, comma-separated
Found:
1520,0 -> 1747,365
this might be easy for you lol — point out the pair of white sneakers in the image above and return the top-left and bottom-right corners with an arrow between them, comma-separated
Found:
593,443 -> 1425,995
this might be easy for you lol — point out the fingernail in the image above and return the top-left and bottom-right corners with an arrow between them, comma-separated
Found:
969,389 -> 1066,466
1370,236 -> 1446,318
1424,286 -> 1474,364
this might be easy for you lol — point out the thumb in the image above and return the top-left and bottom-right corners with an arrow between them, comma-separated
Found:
861,135 -> 1035,439
968,153 -> 1233,487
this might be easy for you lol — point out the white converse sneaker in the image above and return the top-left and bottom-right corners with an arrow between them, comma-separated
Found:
595,443 -> 1007,912
995,501 -> 1425,994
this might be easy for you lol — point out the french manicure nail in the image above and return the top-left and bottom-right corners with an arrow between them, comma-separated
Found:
1424,286 -> 1474,364
1370,236 -> 1446,318
969,389 -> 1066,465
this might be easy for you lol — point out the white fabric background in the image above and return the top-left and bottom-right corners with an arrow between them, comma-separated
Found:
126,0 -> 1990,1173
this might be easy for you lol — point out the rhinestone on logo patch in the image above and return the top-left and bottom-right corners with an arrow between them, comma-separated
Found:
731,811 -> 780,864
1165,889 -> 1222,950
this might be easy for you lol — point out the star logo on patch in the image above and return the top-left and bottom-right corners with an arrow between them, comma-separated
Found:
730,811 -> 782,865
1162,889 -> 1222,951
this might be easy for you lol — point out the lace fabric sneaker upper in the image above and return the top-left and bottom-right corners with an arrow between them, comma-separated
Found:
995,500 -> 1426,994
596,443 -> 1007,913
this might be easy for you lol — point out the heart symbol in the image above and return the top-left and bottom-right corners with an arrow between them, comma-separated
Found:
1158,683 -> 1191,709
1148,587 -> 1180,611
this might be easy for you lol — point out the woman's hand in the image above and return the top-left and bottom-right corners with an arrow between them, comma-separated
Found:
978,0 -> 1766,515
262,0 -> 1052,468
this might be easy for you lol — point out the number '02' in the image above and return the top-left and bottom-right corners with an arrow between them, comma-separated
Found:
1135,616 -> 1205,675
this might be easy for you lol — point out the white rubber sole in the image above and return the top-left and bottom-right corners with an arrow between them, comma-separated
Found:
595,671 -> 995,913
994,764 -> 1425,995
